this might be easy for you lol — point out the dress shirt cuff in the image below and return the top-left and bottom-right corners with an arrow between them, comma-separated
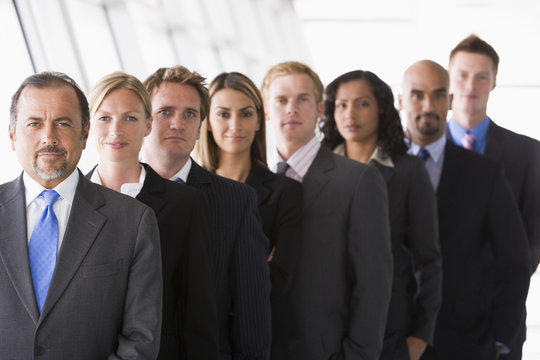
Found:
496,341 -> 510,355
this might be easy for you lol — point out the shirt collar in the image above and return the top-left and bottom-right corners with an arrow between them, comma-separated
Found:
170,157 -> 192,182
407,134 -> 447,164
448,116 -> 491,144
90,164 -> 146,198
271,136 -> 321,180
333,143 -> 394,168
24,169 -> 79,207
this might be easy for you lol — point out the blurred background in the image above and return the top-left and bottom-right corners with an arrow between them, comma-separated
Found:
1,0 -> 539,355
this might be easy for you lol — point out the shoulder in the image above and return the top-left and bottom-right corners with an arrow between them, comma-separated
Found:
248,162 -> 302,192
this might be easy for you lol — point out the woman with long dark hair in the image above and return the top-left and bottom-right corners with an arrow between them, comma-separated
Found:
321,70 -> 442,360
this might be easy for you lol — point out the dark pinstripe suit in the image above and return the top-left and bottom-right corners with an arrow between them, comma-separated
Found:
187,160 -> 271,360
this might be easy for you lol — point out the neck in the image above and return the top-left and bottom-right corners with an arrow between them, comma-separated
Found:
215,151 -> 252,183
344,139 -> 377,164
97,158 -> 141,192
452,108 -> 487,130
144,148 -> 188,180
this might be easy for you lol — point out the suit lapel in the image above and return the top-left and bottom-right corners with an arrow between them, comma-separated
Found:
372,160 -> 395,185
0,176 -> 40,323
302,147 -> 333,212
436,142 -> 460,202
187,160 -> 212,193
40,172 -> 107,320
136,165 -> 168,216
484,121 -> 504,159
246,163 -> 272,206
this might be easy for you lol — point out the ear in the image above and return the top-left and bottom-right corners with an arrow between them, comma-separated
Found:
144,116 -> 153,137
398,94 -> 403,111
264,108 -> 270,122
449,93 -> 454,110
9,124 -> 15,151
81,123 -> 90,150
492,77 -> 497,91
316,101 -> 324,118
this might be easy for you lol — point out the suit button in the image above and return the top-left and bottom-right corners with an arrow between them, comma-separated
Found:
34,345 -> 44,356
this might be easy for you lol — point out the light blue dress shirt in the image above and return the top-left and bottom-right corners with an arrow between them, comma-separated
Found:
448,117 -> 491,154
407,134 -> 447,190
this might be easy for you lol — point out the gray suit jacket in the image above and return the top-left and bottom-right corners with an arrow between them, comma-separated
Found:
0,171 -> 162,359
271,146 -> 393,360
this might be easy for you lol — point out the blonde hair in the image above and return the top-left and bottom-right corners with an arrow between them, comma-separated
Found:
196,72 -> 267,171
260,61 -> 324,103
89,71 -> 152,120
144,65 -> 209,122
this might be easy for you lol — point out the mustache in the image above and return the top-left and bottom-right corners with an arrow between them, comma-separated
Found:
416,112 -> 440,121
36,145 -> 67,155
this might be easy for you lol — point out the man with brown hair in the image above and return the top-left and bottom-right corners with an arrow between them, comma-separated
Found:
143,66 -> 271,360
448,34 -> 540,359
262,61 -> 393,360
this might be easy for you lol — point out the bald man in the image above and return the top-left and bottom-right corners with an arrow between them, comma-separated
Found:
399,60 -> 530,360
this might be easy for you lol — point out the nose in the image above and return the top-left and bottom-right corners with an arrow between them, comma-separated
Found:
42,122 -> 58,145
344,105 -> 354,120
421,96 -> 435,112
109,118 -> 124,137
230,114 -> 241,131
464,75 -> 475,91
286,101 -> 298,115
169,114 -> 185,130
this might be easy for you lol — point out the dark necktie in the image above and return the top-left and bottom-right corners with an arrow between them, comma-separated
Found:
29,190 -> 60,313
175,178 -> 185,184
417,147 -> 430,162
276,162 -> 290,175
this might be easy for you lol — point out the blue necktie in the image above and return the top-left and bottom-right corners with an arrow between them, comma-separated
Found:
175,178 -> 185,184
29,190 -> 60,313
417,147 -> 430,162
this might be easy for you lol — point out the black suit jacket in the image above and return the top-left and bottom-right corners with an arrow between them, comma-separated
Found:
271,146 -> 393,360
372,155 -> 441,353
87,164 -> 219,360
483,121 -> 540,272
187,160 -> 271,360
245,162 -> 302,304
431,142 -> 530,360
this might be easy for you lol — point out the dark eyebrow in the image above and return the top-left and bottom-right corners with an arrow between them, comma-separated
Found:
240,105 -> 255,111
433,88 -> 448,94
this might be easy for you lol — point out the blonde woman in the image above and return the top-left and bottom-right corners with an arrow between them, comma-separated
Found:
87,71 -> 218,359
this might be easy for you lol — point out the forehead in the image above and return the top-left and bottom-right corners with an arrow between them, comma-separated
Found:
267,73 -> 316,97
336,79 -> 374,98
404,66 -> 448,93
17,85 -> 80,118
151,82 -> 201,108
212,88 -> 253,106
450,51 -> 494,72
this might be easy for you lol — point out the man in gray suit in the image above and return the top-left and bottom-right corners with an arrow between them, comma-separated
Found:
0,72 -> 163,359
262,61 -> 393,360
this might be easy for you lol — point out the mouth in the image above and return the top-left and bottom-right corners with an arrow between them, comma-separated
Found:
105,142 -> 128,149
282,120 -> 302,127
164,136 -> 186,142
344,124 -> 359,131
226,135 -> 245,141
35,146 -> 66,160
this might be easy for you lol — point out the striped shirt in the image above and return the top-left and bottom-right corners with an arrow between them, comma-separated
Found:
269,136 -> 321,182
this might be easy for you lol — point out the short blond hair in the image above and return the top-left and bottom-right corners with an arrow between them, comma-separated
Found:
261,61 -> 324,103
89,71 -> 152,120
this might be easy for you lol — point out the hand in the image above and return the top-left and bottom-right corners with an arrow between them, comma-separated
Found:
406,336 -> 428,360
496,344 -> 504,359
268,247 -> 276,262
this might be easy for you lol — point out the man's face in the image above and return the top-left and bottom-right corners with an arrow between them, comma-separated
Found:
10,85 -> 88,188
146,82 -> 201,166
449,51 -> 496,120
399,63 -> 450,146
264,73 -> 323,152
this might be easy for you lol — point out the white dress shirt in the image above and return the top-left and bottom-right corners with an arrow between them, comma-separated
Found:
90,165 -> 146,199
24,170 -> 79,253
268,136 -> 321,182
171,158 -> 192,182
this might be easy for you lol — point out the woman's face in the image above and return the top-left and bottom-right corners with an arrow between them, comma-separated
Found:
209,88 -> 260,157
91,88 -> 151,163
334,79 -> 379,146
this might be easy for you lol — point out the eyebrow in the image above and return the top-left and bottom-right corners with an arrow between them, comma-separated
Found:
215,105 -> 255,111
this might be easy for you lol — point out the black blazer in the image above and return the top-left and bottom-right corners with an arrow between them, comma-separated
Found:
483,121 -> 540,272
372,154 -> 441,355
245,162 -> 303,304
87,164 -> 219,360
187,160 -> 271,360
430,142 -> 530,360
271,146 -> 393,360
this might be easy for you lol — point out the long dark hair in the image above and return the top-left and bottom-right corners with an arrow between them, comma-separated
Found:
320,70 -> 407,157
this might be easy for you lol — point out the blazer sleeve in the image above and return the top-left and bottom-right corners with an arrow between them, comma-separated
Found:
181,193 -> 220,359
488,164 -> 530,347
231,189 -> 272,359
270,179 -> 303,302
522,140 -> 540,272
110,206 -> 163,360
406,160 -> 442,344
335,165 -> 393,360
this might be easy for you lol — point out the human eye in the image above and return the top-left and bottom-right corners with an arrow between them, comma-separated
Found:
299,95 -> 309,103
126,115 -> 138,122
411,92 -> 423,101
57,121 -> 72,127
335,102 -> 346,109
97,115 -> 110,122
241,110 -> 254,118
217,111 -> 229,119
184,110 -> 199,120
158,109 -> 170,116
27,121 -> 40,127
277,98 -> 287,105
359,100 -> 371,108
